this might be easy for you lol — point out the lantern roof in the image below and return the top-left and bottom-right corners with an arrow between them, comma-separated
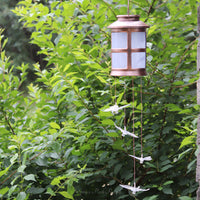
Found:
108,15 -> 150,29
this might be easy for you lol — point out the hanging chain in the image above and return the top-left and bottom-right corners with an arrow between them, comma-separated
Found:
132,77 -> 136,184
140,77 -> 143,155
128,0 -> 130,15
115,77 -> 117,104
124,83 -> 126,127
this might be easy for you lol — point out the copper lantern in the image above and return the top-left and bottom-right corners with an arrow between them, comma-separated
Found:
108,15 -> 149,76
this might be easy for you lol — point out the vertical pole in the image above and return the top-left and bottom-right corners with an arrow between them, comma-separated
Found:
196,4 -> 200,200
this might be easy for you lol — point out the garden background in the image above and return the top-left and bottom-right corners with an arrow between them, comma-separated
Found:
0,0 -> 199,199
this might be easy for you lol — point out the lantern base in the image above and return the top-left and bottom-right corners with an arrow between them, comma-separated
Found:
110,69 -> 147,76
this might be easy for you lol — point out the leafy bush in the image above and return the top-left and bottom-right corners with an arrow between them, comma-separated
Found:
0,0 -> 199,199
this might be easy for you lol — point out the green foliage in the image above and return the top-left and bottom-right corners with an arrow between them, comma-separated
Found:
0,0 -> 30,66
0,0 -> 199,199
0,0 -> 51,87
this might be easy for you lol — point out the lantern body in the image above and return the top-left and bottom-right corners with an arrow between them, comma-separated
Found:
108,15 -> 149,76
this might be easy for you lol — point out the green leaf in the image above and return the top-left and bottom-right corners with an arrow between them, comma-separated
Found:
187,159 -> 196,172
189,0 -> 195,8
27,187 -> 45,194
51,176 -> 66,186
8,185 -> 17,198
51,177 -> 61,186
0,167 -> 10,178
179,136 -> 195,149
163,187 -> 173,195
16,192 -> 26,200
143,195 -> 158,200
67,184 -> 75,196
46,187 -> 56,196
179,196 -> 193,200
178,148 -> 193,160
24,174 -> 36,182
8,145 -> 18,150
96,75 -> 107,84
35,158 -> 48,166
101,119 -> 114,125
117,92 -> 124,104
63,3 -> 75,19
160,164 -> 173,172
112,140 -> 124,150
59,191 -> 74,200
82,0 -> 90,10
107,132 -> 119,137
52,141 -> 61,153
10,153 -> 18,164
18,165 -> 26,173
49,122 -> 61,130
166,104 -> 181,111
114,164 -> 122,174
163,180 -> 173,186
0,187 -> 9,196
64,147 -> 74,159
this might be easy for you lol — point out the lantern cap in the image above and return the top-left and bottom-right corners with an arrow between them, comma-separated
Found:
108,15 -> 150,29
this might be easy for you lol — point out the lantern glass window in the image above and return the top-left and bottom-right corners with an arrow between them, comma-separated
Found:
131,32 -> 146,49
112,32 -> 127,49
112,53 -> 127,69
131,52 -> 146,69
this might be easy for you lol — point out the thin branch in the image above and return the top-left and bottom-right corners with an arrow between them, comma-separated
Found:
147,61 -> 171,81
0,170 -> 17,186
143,91 -> 162,97
102,0 -> 117,18
3,112 -> 16,135
172,81 -> 197,88
173,37 -> 199,79
30,150 -> 46,161
155,0 -> 167,9
145,0 -> 157,22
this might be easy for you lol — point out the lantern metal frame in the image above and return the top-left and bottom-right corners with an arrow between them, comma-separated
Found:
108,15 -> 150,76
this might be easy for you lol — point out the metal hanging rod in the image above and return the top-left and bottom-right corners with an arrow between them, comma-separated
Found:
128,0 -> 130,15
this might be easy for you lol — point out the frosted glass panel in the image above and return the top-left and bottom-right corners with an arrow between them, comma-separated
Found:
131,32 -> 145,48
131,52 -> 146,69
112,53 -> 127,69
112,32 -> 127,49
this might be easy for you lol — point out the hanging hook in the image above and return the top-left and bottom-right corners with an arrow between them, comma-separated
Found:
128,0 -> 130,15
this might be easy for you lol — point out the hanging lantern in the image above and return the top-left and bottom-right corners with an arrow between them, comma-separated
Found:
104,1 -> 152,195
108,15 -> 149,76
